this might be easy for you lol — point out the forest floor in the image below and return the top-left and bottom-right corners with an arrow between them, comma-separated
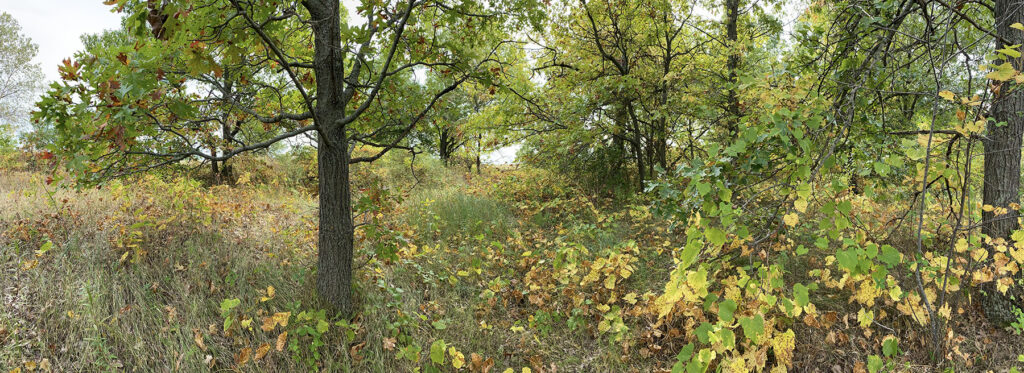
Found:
1,155 -> 1023,372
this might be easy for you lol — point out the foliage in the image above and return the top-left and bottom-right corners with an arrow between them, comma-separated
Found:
0,12 -> 43,126
8,0 -> 1024,371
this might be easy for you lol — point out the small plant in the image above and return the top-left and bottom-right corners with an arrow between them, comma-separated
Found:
1010,307 -> 1024,335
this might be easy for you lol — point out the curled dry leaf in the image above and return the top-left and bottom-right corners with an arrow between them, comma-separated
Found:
275,331 -> 288,351
382,337 -> 397,351
349,341 -> 366,362
235,347 -> 252,366
193,329 -> 206,351
254,343 -> 271,361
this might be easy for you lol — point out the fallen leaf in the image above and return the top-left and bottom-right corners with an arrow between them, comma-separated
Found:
254,343 -> 271,361
350,341 -> 366,362
276,331 -> 288,351
193,330 -> 207,351
236,347 -> 252,366
383,337 -> 397,351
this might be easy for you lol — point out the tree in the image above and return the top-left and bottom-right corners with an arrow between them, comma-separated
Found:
0,12 -> 44,127
37,0 -> 541,313
521,0 -> 704,190
980,0 -> 1024,327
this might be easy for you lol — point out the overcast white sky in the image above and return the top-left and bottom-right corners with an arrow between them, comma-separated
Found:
1,1 -> 123,83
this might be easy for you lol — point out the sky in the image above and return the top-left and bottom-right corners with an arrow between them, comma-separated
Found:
1,1 -> 123,83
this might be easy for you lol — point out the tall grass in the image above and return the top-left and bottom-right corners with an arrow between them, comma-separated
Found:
404,185 -> 515,243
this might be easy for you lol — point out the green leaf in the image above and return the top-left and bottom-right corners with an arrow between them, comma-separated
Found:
695,182 -> 711,197
879,245 -> 901,267
882,337 -> 899,357
429,339 -> 447,365
695,322 -> 713,344
718,299 -> 737,323
719,328 -> 736,349
705,228 -> 727,247
316,320 -> 329,334
675,343 -> 695,363
867,355 -> 884,373
739,314 -> 765,344
794,283 -> 809,307
219,298 -> 240,314
997,45 -> 1022,58
678,239 -> 701,270
836,249 -> 859,272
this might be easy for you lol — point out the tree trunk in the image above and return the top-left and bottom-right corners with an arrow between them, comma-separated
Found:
476,134 -> 482,174
981,0 -> 1024,327
306,0 -> 355,314
724,0 -> 741,139
210,149 -> 220,184
316,128 -> 354,314
440,128 -> 451,166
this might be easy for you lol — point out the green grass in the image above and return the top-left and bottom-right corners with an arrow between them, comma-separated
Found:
0,158 -> 664,373
404,185 -> 515,244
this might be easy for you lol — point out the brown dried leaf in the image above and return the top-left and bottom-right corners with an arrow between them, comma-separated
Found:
193,329 -> 207,351
275,331 -> 288,351
254,343 -> 271,361
235,347 -> 252,366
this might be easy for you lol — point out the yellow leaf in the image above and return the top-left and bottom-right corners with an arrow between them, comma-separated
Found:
938,90 -> 955,101
771,329 -> 796,367
857,308 -> 874,328
987,62 -> 1016,81
623,292 -> 638,305
971,247 -> 988,262
9,367 -> 21,373
1012,22 -> 1024,31
449,347 -> 465,369
23,361 -> 36,371
603,275 -> 616,290
619,267 -> 632,279
21,260 -> 38,271
260,286 -> 276,302
503,369 -> 515,373
272,312 -> 290,327
794,198 -> 808,213
783,213 -> 799,227
523,368 -> 532,373
954,238 -> 968,253
1011,248 -> 1024,264
938,304 -> 952,320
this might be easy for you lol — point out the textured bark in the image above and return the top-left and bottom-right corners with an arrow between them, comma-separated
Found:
306,0 -> 355,314
316,128 -> 354,314
439,128 -> 454,166
724,0 -> 741,139
981,0 -> 1024,327
476,134 -> 482,174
